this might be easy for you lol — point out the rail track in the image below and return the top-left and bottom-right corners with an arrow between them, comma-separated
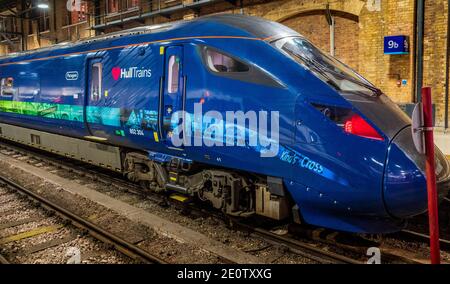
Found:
0,139 -> 367,264
383,196 -> 450,253
0,174 -> 167,264
394,230 -> 450,251
0,138 -> 443,264
238,220 -> 435,264
230,221 -> 363,264
0,139 -> 149,201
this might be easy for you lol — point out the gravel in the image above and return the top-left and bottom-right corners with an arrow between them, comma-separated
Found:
5,146 -> 421,264
0,156 -> 235,263
0,184 -> 137,264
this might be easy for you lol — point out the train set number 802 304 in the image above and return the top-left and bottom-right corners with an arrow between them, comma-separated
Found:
129,128 -> 145,136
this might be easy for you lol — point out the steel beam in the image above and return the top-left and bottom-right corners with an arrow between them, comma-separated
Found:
91,0 -> 221,30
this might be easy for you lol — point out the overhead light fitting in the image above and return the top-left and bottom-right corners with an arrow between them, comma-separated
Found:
37,1 -> 49,9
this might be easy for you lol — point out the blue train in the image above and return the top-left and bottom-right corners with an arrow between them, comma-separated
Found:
0,14 -> 449,233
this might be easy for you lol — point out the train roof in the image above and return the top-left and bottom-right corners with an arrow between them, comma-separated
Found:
0,14 -> 297,63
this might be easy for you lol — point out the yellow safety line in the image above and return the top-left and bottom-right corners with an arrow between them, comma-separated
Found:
88,214 -> 98,221
0,225 -> 62,244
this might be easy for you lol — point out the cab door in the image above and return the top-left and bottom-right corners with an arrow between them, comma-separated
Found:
160,46 -> 185,148
85,58 -> 109,141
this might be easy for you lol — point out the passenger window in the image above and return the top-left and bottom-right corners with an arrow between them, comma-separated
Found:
1,77 -> 15,97
167,55 -> 179,93
205,49 -> 249,73
91,63 -> 102,102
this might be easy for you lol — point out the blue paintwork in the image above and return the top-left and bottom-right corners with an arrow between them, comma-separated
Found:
384,142 -> 427,218
0,14 -> 448,233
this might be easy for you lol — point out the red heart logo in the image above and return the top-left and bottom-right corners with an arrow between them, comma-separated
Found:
112,67 -> 121,81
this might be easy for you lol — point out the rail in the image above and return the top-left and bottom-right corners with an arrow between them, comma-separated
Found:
0,175 -> 167,264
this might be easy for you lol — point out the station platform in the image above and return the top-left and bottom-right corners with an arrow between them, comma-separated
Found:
435,129 -> 450,158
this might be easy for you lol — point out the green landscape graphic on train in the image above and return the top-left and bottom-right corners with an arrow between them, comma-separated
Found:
0,100 -> 158,132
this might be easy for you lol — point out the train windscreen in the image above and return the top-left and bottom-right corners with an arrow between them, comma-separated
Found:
273,37 -> 381,97
273,37 -> 411,139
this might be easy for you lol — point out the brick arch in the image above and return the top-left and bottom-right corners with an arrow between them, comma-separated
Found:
278,7 -> 361,71
261,0 -> 365,23
280,9 -> 359,24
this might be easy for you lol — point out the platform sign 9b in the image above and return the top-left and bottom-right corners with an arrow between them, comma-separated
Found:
384,35 -> 409,55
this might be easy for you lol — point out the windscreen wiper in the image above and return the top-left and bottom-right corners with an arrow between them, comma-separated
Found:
303,56 -> 382,97
289,53 -> 342,92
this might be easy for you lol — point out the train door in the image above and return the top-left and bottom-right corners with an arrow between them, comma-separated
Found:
160,46 -> 185,148
85,58 -> 108,141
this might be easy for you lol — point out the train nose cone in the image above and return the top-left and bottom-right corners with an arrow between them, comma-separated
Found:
384,126 -> 450,219
384,126 -> 427,219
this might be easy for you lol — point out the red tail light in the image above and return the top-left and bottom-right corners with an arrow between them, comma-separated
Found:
311,103 -> 384,141
344,114 -> 384,141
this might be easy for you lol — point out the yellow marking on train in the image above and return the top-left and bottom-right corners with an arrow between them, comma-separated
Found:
169,176 -> 177,181
84,136 -> 108,142
104,90 -> 109,97
153,132 -> 159,142
0,225 -> 62,244
160,46 -> 165,55
169,194 -> 189,202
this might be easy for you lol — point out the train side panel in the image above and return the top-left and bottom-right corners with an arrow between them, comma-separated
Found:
83,44 -> 164,153
0,43 -> 165,153
0,52 -> 88,138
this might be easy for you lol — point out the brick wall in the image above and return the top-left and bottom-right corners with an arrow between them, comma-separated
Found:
249,0 -> 417,105
247,0 -> 448,127
358,0 -> 415,105
281,11 -> 360,73
282,12 -> 332,55
423,0 -> 448,127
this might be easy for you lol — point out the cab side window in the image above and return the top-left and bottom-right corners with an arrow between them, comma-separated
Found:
205,49 -> 249,73
167,55 -> 180,93
91,63 -> 102,102
200,46 -> 285,89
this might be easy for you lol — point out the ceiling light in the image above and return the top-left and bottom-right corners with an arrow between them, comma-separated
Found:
37,1 -> 49,9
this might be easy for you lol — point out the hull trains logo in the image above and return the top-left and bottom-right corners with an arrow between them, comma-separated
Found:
112,67 -> 152,81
